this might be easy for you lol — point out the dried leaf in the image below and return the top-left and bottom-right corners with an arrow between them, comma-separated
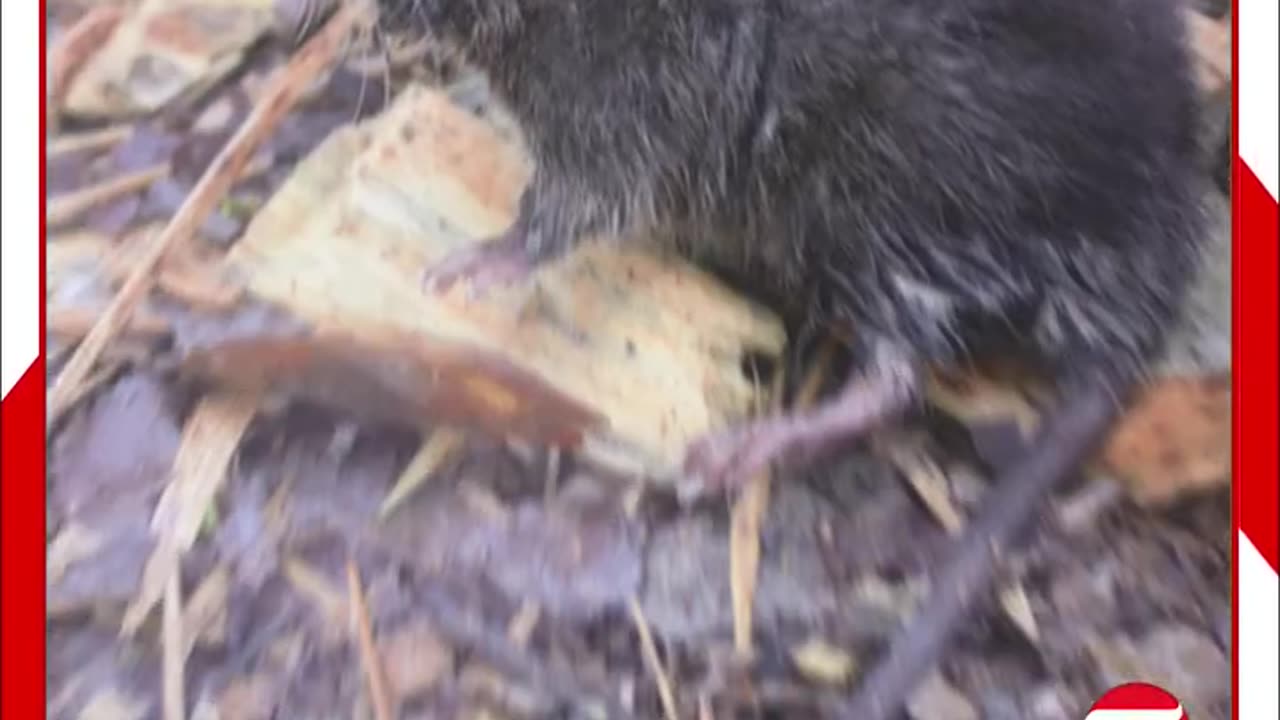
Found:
998,581 -> 1040,644
790,638 -> 857,687
380,428 -> 467,518
122,393 -> 257,635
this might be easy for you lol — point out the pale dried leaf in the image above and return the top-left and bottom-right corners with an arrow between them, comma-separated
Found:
998,581 -> 1040,644
790,638 -> 857,687
380,427 -> 465,519
122,393 -> 256,635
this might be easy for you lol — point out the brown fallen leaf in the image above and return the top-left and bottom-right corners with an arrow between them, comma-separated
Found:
180,330 -> 607,448
1100,373 -> 1231,505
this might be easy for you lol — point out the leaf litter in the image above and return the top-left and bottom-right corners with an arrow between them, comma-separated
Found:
45,1 -> 1233,719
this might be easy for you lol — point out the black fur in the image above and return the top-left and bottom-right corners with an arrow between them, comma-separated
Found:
380,0 -> 1205,389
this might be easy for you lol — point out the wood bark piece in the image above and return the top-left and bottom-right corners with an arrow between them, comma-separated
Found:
225,83 -> 785,480
180,330 -> 605,448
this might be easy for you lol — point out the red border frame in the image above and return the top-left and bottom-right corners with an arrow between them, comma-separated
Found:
4,0 -> 1276,716
1,0 -> 49,715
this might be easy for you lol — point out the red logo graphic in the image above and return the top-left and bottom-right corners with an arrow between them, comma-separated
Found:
1086,683 -> 1187,719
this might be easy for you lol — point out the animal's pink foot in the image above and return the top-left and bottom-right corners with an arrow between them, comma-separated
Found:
679,419 -> 800,500
422,241 -> 532,296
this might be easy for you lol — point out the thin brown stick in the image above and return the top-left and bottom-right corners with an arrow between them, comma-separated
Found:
47,164 -> 171,227
48,305 -> 172,342
162,566 -> 186,720
47,124 -> 133,158
629,597 -> 681,720
47,3 -> 361,424
346,560 -> 395,720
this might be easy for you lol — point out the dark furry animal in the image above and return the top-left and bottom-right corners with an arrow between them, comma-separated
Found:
376,0 -> 1205,489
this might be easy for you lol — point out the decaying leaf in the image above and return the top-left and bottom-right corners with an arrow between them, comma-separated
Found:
1101,374 -> 1231,505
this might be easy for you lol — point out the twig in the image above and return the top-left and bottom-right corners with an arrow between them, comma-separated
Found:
838,383 -> 1124,720
47,358 -> 125,428
48,305 -> 172,343
47,124 -> 133,158
47,2 -> 361,424
629,597 -> 681,720
162,567 -> 186,720
47,164 -> 171,227
346,560 -> 395,720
